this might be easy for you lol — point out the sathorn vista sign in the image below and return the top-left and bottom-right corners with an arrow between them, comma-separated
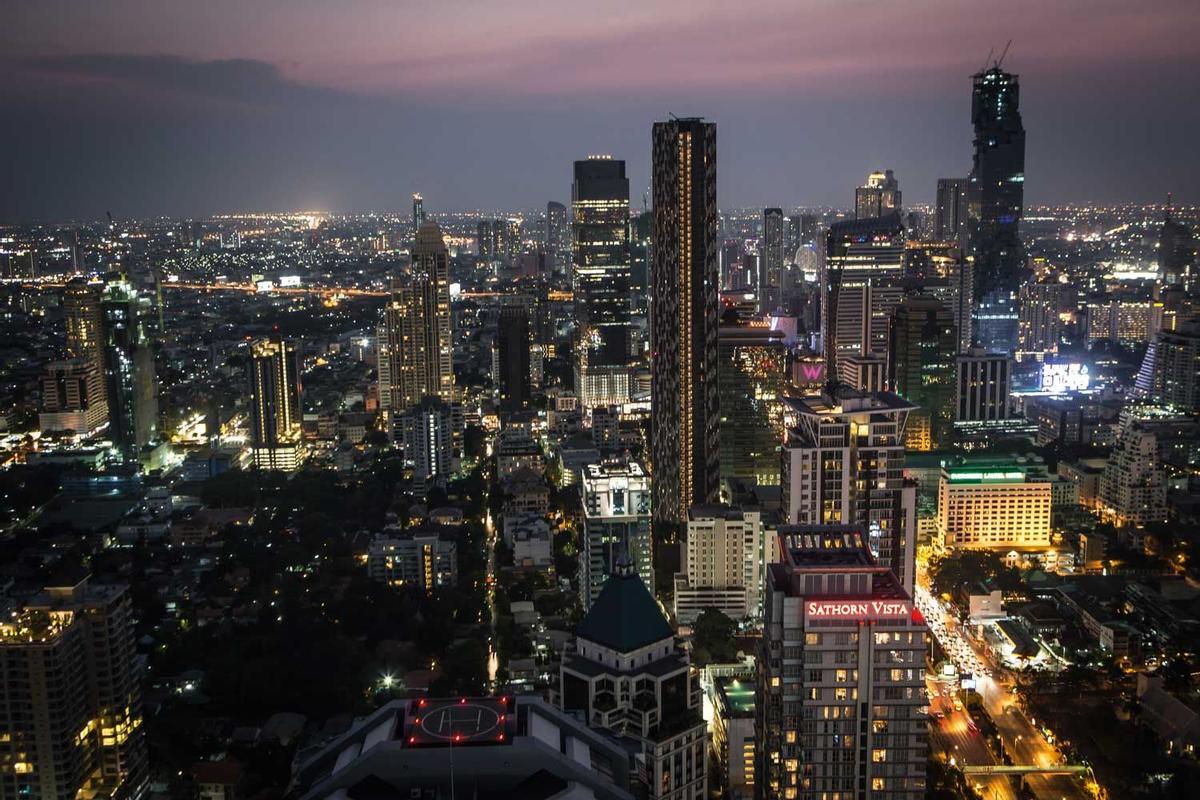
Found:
805,600 -> 911,620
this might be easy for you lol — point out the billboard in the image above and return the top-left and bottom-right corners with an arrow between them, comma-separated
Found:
1040,363 -> 1089,393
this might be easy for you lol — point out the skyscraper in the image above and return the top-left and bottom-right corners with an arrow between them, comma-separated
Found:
1136,320 -> 1200,411
967,65 -> 1026,303
758,527 -> 928,800
100,277 -> 158,459
760,208 -> 784,314
248,336 -> 304,471
411,192 -> 424,234
934,177 -> 968,242
0,575 -> 148,800
786,214 -> 818,254
572,157 -> 633,410
822,214 -> 907,372
377,222 -> 454,418
887,295 -> 958,451
781,390 -> 918,593
854,169 -> 901,219
651,117 -> 720,524
545,200 -> 570,271
956,347 -> 1012,423
399,396 -> 455,492
580,460 -> 653,610
1017,279 -> 1067,359
496,303 -> 532,414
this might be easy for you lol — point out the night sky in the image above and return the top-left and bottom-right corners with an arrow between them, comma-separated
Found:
2,0 -> 1198,221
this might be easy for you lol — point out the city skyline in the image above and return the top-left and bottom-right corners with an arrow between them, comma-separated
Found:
3,1 -> 1200,219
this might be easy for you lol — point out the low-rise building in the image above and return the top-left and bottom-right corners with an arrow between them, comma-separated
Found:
366,529 -> 457,591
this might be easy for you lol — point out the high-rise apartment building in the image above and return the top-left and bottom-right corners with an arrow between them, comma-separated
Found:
937,456 -> 1052,549
558,564 -> 707,800
1017,279 -> 1067,359
573,157 -> 633,409
248,337 -> 304,471
887,295 -> 957,451
1136,320 -> 1200,411
855,170 -> 902,220
909,242 -> 973,352
780,389 -> 918,594
63,277 -> 104,371
838,353 -> 887,392
100,277 -> 158,459
496,303 -> 531,414
787,214 -> 819,255
378,222 -> 454,417
718,322 -> 789,488
934,178 -> 968,243
580,460 -> 653,609
398,396 -> 455,492
477,219 -> 521,262
0,575 -> 147,800
967,65 -> 1026,303
545,200 -> 571,271
39,358 -> 108,435
651,118 -> 720,524
822,214 -> 907,370
760,208 -> 785,314
757,527 -> 928,800
955,347 -> 1011,422
674,506 -> 765,623
1097,408 -> 1197,527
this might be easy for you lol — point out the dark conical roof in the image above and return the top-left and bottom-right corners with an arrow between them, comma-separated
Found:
575,571 -> 672,653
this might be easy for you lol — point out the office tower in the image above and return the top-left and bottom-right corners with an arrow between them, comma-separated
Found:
545,200 -> 570,271
557,562 -> 707,800
786,214 -> 818,255
292,697 -> 641,800
674,506 -> 765,623
573,157 -> 633,409
909,241 -> 973,352
580,460 -> 653,610
780,390 -> 917,593
758,527 -> 928,800
1136,320 -> 1200,411
760,208 -> 785,314
0,575 -> 147,800
937,456 -> 1052,549
838,353 -> 887,392
1017,279 -> 1067,359
967,65 -> 1026,302
377,222 -> 454,415
62,277 -> 104,371
39,358 -> 108,434
887,295 -> 957,451
855,169 -> 902,219
718,322 -> 788,488
411,193 -> 424,234
1158,197 -> 1196,289
99,277 -> 158,459
399,396 -> 455,492
651,117 -> 720,524
934,178 -> 968,242
248,337 -> 304,471
496,303 -> 531,414
630,210 -> 653,314
956,346 -> 1011,422
822,214 -> 906,371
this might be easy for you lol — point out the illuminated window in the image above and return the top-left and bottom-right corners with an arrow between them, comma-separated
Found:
872,749 -> 888,763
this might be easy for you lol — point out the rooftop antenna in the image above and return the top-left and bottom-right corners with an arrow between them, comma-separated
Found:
996,39 -> 1013,68
981,47 -> 994,73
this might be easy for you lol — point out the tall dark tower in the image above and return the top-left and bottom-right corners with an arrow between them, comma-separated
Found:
572,157 -> 632,409
967,64 -> 1025,303
411,193 -> 425,235
1159,194 -> 1197,290
497,303 -> 532,414
651,118 -> 719,524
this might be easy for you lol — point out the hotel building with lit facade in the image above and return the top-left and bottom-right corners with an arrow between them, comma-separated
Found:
757,527 -> 928,800
936,456 -> 1052,550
